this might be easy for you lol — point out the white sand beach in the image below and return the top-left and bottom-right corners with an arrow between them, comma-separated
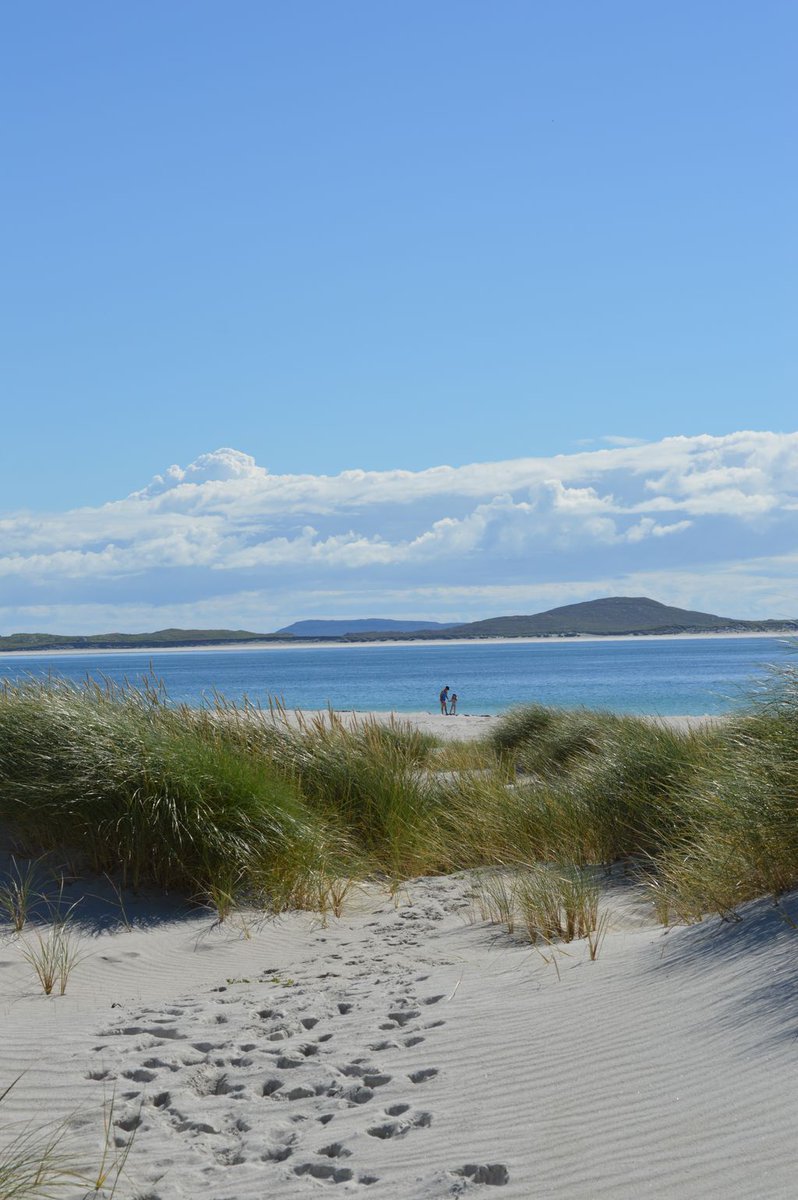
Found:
279,710 -> 722,740
1,711 -> 795,1199
2,868 -> 797,1198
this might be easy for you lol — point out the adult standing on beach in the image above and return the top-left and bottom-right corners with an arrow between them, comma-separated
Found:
439,685 -> 450,714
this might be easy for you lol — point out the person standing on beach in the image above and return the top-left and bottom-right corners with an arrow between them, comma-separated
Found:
449,692 -> 458,715
439,685 -> 450,714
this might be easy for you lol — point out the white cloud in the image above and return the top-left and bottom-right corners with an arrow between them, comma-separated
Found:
601,435 -> 646,447
1,430 -> 797,632
132,448 -> 269,498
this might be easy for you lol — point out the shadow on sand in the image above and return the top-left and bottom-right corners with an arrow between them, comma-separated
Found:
648,891 -> 798,1046
0,848 -> 201,936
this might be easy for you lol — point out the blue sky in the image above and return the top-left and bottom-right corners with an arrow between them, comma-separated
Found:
0,3 -> 796,630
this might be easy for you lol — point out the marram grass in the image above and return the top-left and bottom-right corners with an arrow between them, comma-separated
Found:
3,672 -> 798,924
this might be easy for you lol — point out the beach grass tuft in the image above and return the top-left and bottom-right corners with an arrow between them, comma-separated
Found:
0,1078 -> 83,1200
3,671 -> 798,924
0,856 -> 42,933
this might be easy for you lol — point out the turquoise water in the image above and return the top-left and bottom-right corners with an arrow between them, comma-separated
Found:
0,636 -> 794,715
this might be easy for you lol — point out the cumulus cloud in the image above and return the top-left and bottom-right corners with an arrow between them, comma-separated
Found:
1,431 -> 798,632
132,448 -> 269,498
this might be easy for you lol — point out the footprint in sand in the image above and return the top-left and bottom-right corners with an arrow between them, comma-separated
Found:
294,1162 -> 354,1183
317,1141 -> 352,1158
275,1055 -> 306,1069
142,1056 -> 177,1071
263,1144 -> 293,1162
455,1163 -> 510,1186
362,1072 -> 391,1088
381,1008 -> 420,1029
122,1068 -> 157,1083
408,1067 -> 439,1084
367,1111 -> 432,1138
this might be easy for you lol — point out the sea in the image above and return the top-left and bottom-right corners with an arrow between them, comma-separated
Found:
0,636 -> 795,716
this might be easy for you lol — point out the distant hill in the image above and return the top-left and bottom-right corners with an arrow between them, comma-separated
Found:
2,599 -> 795,654
277,618 -> 458,637
339,597 -> 798,640
0,628 -> 285,653
445,596 -> 765,637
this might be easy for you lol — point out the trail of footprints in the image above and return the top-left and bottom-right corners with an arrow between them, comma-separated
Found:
86,887 -> 509,1194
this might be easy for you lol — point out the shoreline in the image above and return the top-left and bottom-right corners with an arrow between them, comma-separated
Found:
1,627 -> 795,659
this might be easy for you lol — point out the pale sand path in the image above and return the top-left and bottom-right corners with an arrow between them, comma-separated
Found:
1,868 -> 797,1198
275,710 -> 723,740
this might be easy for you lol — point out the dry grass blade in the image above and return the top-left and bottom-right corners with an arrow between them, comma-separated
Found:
0,1078 -> 84,1200
90,1086 -> 140,1199
0,858 -> 44,935
515,865 -> 600,945
586,908 -> 612,960
471,872 -> 517,932
18,901 -> 87,997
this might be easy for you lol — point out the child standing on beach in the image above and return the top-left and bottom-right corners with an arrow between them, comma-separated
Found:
449,693 -> 458,715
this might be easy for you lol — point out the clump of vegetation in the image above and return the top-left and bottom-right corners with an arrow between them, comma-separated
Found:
2,669 -> 798,928
472,864 -> 604,948
486,704 -> 556,756
650,679 -> 798,920
0,678 -> 333,907
19,905 -> 86,996
0,856 -> 42,932
0,1077 -> 138,1199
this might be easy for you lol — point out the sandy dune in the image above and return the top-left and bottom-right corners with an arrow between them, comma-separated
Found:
2,865 -> 797,1199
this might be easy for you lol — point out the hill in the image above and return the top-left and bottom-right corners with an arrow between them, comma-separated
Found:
340,596 -> 798,640
2,598 -> 795,654
278,618 -> 458,637
0,628 -> 285,653
445,596 -> 766,637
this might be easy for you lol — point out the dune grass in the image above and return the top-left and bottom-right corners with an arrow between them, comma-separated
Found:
2,672 -> 798,927
0,679 -> 332,910
18,909 -> 85,996
0,1078 -> 81,1200
471,863 -> 603,947
0,856 -> 42,933
649,684 -> 798,920
0,1077 -> 137,1200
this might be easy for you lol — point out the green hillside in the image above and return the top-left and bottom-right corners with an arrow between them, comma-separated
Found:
2,597 -> 796,654
341,596 -> 798,640
446,596 -> 755,636
0,628 -> 286,653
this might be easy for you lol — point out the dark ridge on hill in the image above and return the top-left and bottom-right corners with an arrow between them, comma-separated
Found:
338,596 -> 798,640
0,628 -> 286,653
278,618 -> 458,637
